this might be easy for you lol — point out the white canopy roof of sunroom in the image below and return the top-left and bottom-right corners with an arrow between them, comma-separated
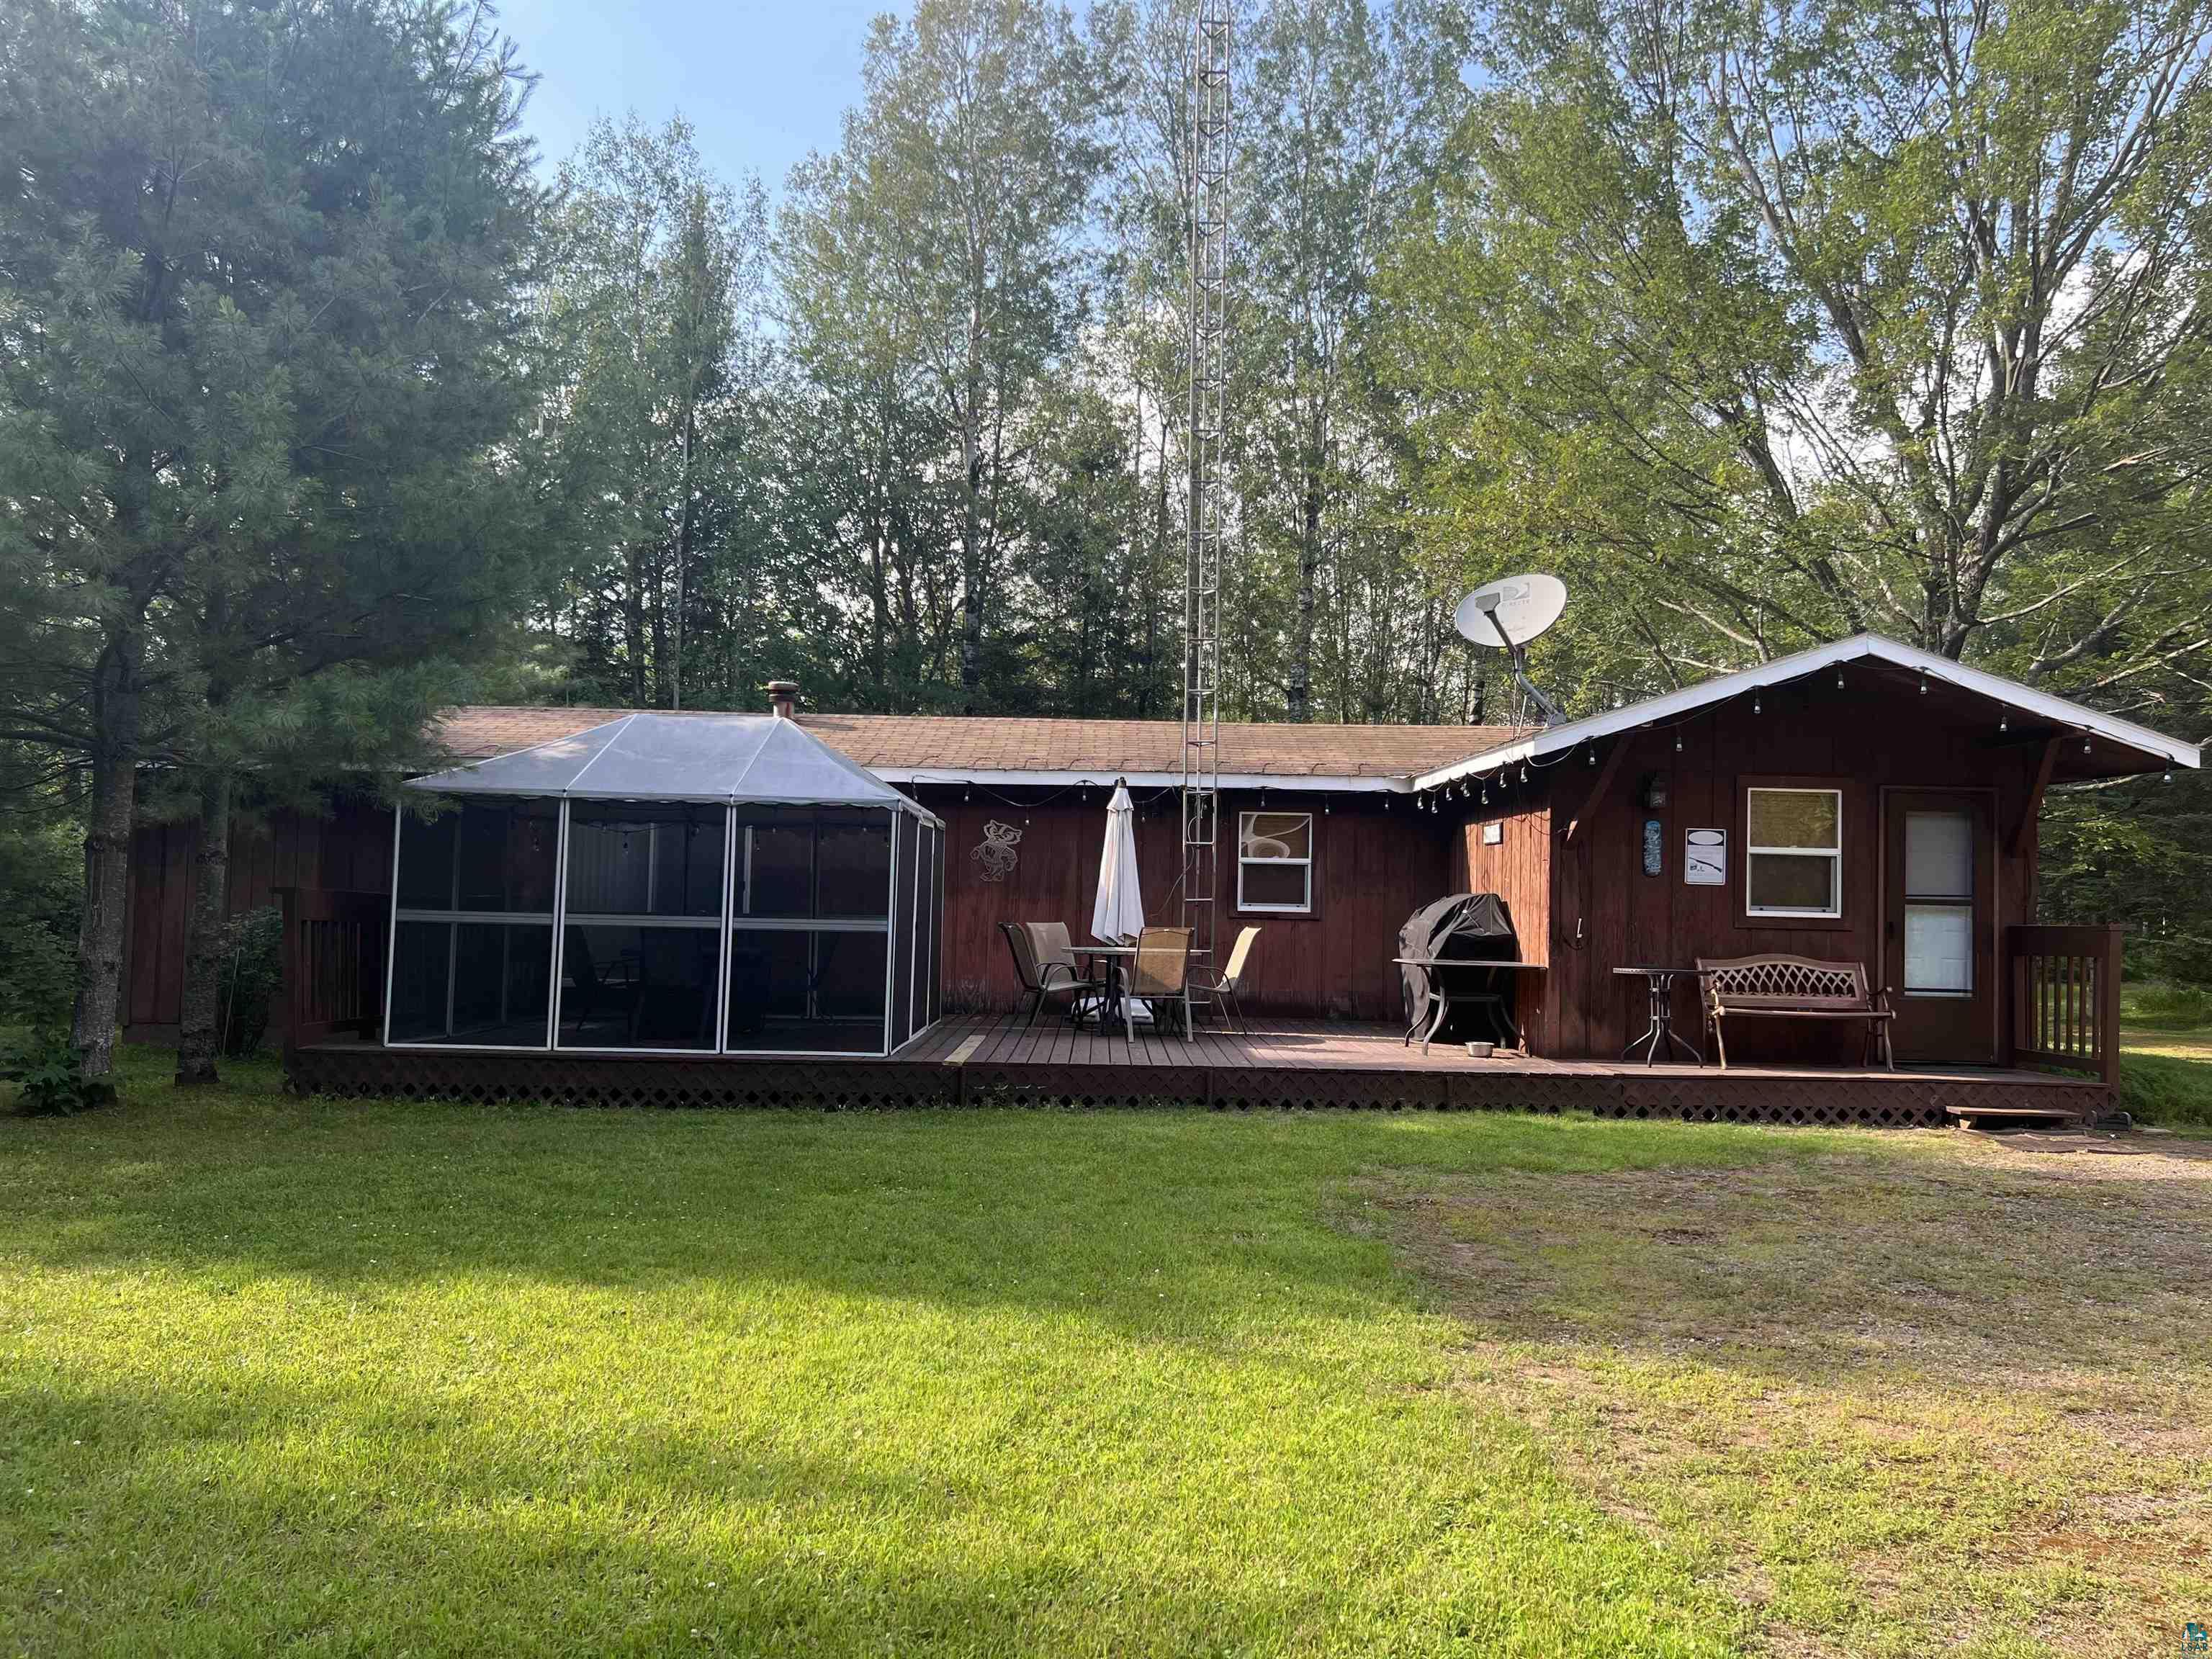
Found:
405,711 -> 941,824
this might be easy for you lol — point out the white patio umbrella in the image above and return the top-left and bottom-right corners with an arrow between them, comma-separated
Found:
1091,780 -> 1151,1025
1091,781 -> 1147,944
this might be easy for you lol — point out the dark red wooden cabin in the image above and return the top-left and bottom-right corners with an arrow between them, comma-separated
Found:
121,635 -> 2197,1121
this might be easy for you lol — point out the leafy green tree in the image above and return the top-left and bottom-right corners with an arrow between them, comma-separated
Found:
1240,0 -> 1462,719
806,0 -> 1110,709
534,114 -> 768,711
779,129 -> 965,710
1381,0 -> 2212,724
0,0 -> 546,1082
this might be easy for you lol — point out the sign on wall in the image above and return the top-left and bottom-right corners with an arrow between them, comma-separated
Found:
1684,827 -> 1727,886
1642,819 -> 1663,877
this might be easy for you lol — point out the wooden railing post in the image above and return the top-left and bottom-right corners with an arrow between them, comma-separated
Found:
2095,922 -> 2122,1091
2004,922 -> 2123,1090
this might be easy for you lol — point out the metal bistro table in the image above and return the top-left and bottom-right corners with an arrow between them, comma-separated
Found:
1078,943 -> 1210,1042
1395,957 -> 1543,1055
1611,965 -> 1711,1066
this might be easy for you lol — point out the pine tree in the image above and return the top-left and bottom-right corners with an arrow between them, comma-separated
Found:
0,0 -> 547,1084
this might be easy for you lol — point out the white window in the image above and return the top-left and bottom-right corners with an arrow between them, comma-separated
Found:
1902,810 -> 1974,994
1238,811 -> 1313,914
1745,788 -> 1843,919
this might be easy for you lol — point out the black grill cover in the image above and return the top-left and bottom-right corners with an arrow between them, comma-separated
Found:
1398,893 -> 1519,1038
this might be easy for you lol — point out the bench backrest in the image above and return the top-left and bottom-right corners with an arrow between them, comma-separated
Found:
1699,953 -> 1871,1011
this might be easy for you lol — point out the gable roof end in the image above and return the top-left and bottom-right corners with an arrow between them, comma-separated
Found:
1412,634 -> 2201,791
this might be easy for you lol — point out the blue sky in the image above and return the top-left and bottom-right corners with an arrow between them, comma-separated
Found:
496,0 -> 886,192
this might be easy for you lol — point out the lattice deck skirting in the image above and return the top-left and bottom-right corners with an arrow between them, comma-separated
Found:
288,1015 -> 2105,1127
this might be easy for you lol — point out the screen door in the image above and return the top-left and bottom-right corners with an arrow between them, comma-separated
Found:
1884,791 -> 1993,1063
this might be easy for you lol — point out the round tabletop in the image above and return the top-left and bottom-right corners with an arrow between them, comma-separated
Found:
1611,965 -> 1714,977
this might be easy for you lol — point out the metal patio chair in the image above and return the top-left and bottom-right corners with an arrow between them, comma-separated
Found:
1000,922 -> 1105,1030
1187,925 -> 1258,1034
1128,925 -> 1195,1039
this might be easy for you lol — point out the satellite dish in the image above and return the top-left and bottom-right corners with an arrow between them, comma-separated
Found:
1455,572 -> 1568,649
1453,572 -> 1569,726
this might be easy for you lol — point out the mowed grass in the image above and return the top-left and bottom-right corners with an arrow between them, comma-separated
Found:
2120,1022 -> 2212,1128
4,1051 -> 2210,1657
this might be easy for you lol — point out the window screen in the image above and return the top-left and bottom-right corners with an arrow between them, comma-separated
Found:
1902,809 -> 1974,994
389,800 -> 557,1046
727,808 -> 895,1053
1745,788 -> 1843,919
555,804 -> 727,1051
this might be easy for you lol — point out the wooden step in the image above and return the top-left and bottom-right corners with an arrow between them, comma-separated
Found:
1946,1103 -> 2087,1128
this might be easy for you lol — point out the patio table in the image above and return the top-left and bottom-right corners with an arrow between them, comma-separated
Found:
1611,966 -> 1712,1066
1076,944 -> 1136,1038
1077,943 -> 1212,1043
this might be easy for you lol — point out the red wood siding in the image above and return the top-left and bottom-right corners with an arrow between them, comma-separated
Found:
1448,802 -> 1553,1048
1540,676 -> 2044,1064
913,786 -> 1448,1020
125,788 -> 1452,1036
123,796 -> 392,1039
122,673 -> 2056,1064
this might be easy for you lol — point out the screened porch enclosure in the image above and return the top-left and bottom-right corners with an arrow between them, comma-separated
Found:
385,714 -> 944,1058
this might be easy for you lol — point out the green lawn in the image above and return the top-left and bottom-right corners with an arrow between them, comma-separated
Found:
4,1050 -> 2209,1657
2118,1035 -> 2212,1126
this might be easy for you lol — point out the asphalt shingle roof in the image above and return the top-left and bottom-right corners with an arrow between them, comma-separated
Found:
432,706 -> 1518,781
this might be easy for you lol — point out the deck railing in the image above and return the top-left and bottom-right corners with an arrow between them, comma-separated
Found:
277,887 -> 387,1054
2007,924 -> 2122,1088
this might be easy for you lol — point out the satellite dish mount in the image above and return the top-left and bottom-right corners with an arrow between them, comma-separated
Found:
1454,573 -> 1569,727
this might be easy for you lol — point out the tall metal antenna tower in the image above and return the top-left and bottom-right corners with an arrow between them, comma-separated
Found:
1182,0 -> 1231,960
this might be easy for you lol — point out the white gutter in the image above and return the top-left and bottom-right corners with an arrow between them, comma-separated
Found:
1412,633 -> 2201,791
871,768 -> 1414,794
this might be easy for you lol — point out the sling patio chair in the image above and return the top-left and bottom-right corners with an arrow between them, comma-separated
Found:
1128,925 -> 1195,1039
1186,924 -> 1258,1034
1000,921 -> 1107,1030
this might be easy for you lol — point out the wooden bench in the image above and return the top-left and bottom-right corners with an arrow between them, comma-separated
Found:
1697,954 -> 1895,1071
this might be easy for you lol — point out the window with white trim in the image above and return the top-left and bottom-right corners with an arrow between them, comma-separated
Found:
1238,811 -> 1313,914
1745,787 -> 1843,918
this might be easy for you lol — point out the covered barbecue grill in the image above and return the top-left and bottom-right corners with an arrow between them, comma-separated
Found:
1397,893 -> 1521,1046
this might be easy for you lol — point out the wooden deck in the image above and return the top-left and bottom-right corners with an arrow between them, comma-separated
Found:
289,1013 -> 2109,1128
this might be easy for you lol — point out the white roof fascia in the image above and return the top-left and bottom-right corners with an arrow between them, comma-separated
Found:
1412,634 -> 2201,791
873,768 -> 1415,793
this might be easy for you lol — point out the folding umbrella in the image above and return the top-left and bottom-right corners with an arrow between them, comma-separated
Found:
1091,781 -> 1146,944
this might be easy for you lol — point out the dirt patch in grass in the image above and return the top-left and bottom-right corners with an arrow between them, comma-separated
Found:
1362,1131 -> 2212,1658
